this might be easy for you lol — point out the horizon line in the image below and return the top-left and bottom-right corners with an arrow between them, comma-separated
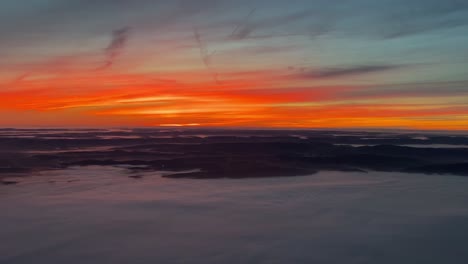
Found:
0,126 -> 467,134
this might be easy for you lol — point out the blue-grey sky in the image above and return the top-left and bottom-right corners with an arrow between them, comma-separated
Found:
1,0 -> 467,129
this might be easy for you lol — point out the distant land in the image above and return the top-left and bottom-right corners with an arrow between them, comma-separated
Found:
1,128 -> 468,183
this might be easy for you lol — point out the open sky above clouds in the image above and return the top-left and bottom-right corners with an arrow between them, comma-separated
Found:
1,0 -> 468,129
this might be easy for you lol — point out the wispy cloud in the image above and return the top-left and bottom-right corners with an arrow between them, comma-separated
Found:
229,8 -> 257,40
370,0 -> 468,39
298,65 -> 402,79
344,80 -> 468,98
99,27 -> 131,70
193,28 -> 220,84
1,0 -> 468,129
229,9 -> 313,40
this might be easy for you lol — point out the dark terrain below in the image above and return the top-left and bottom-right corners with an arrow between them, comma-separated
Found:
1,128 -> 468,181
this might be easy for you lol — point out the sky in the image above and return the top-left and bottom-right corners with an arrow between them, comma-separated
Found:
0,0 -> 468,130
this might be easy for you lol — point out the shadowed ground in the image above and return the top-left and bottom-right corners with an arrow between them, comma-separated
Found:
1,128 -> 468,181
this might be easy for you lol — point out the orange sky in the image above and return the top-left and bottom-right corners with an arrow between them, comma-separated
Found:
2,69 -> 467,130
1,1 -> 468,130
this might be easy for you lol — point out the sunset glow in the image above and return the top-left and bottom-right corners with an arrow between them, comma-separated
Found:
1,1 -> 467,130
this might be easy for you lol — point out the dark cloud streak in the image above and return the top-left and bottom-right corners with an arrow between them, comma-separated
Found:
98,27 -> 131,70
230,8 -> 257,40
193,28 -> 220,84
299,65 -> 402,79
370,0 -> 468,39
344,80 -> 468,98
229,9 -> 314,40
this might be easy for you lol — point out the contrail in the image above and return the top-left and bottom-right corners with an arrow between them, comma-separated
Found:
99,27 -> 131,70
193,27 -> 220,84
230,8 -> 257,40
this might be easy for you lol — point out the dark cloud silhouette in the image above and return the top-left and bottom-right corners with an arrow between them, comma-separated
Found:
299,65 -> 402,79
99,27 -> 131,70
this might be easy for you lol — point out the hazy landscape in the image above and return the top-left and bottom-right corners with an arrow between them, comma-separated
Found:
2,128 -> 468,181
2,129 -> 468,263
2,0 -> 468,263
